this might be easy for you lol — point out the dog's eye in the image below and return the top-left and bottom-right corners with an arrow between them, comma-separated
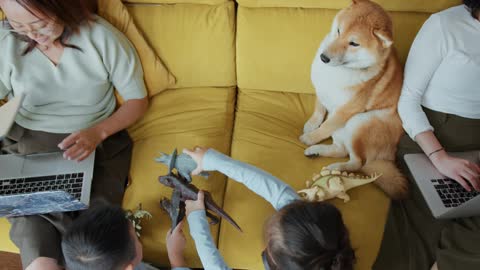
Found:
337,28 -> 340,35
349,41 -> 360,47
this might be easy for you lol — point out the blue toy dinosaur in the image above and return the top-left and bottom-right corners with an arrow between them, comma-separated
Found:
155,149 -> 209,182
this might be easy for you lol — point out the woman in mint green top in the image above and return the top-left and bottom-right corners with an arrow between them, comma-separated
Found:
0,0 -> 148,269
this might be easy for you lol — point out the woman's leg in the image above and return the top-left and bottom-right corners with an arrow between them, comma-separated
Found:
9,215 -> 64,269
89,130 -> 133,205
434,112 -> 480,269
4,124 -> 72,269
374,109 -> 480,270
373,134 -> 448,270
5,126 -> 133,267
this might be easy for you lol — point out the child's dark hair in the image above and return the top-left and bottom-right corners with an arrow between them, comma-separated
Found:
265,201 -> 355,270
464,0 -> 480,18
61,203 -> 136,270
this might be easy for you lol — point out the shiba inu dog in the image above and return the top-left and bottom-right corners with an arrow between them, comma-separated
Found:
300,0 -> 407,199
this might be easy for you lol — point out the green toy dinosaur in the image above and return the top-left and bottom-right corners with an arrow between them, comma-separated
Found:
298,168 -> 381,203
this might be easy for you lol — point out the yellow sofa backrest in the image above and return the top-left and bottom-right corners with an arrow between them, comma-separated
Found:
0,1 -> 236,91
124,0 -> 237,89
2,0 -> 463,95
235,0 -> 462,94
238,0 -> 461,12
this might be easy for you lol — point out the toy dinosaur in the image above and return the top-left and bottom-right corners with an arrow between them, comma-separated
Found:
158,149 -> 242,232
298,168 -> 381,202
160,189 -> 223,230
125,204 -> 152,237
156,150 -> 209,182
160,190 -> 185,231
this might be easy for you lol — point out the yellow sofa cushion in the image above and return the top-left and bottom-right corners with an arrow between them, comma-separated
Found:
126,2 -> 237,89
0,86 -> 237,261
123,87 -> 236,267
99,0 -> 176,97
237,6 -> 436,94
0,218 -> 18,253
237,0 -> 462,13
218,89 -> 390,269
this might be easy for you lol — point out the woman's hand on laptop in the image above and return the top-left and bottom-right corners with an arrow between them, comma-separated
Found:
58,126 -> 106,162
431,151 -> 480,192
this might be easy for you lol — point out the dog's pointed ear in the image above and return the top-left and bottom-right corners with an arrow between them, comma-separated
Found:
374,29 -> 393,48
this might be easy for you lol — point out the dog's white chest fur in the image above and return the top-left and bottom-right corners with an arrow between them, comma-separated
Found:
311,43 -> 377,113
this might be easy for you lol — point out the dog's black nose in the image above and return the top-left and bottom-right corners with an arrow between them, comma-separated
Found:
320,54 -> 330,63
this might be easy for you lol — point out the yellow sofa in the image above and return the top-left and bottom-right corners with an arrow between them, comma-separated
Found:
0,0 -> 462,269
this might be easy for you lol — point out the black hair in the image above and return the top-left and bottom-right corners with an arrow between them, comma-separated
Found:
0,0 -> 97,55
464,0 -> 480,18
266,201 -> 355,270
62,203 -> 136,270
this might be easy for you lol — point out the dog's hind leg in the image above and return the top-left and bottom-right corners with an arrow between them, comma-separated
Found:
304,143 -> 347,158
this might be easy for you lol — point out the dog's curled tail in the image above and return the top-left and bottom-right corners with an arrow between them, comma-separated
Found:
361,160 -> 408,200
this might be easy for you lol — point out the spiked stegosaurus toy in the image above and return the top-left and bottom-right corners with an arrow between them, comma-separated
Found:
298,168 -> 381,203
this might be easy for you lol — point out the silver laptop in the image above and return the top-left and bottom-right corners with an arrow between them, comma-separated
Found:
0,93 -> 95,217
404,151 -> 480,219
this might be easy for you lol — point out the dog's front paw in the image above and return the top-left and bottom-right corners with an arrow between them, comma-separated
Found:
303,121 -> 319,134
299,133 -> 317,146
304,146 -> 320,157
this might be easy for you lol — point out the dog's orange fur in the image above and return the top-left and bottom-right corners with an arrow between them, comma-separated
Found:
302,0 -> 408,199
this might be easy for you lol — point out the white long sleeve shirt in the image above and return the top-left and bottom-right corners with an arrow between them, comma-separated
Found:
398,5 -> 480,139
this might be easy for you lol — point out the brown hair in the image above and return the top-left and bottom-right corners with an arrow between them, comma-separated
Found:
1,0 -> 97,54
265,201 -> 355,270
464,0 -> 480,18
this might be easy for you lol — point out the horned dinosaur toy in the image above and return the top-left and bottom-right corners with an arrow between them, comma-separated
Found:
298,168 -> 381,203
157,149 -> 242,232
156,151 -> 209,182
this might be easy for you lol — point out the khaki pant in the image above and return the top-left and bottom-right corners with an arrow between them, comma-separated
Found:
2,124 -> 133,269
373,108 -> 480,270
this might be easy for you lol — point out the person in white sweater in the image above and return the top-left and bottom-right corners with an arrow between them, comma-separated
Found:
373,2 -> 480,270
398,2 -> 480,192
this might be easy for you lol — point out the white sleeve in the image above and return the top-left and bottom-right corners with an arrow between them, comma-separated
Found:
202,150 -> 299,211
398,14 -> 447,139
187,210 -> 231,270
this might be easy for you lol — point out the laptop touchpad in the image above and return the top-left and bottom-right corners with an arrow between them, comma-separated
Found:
21,152 -> 72,175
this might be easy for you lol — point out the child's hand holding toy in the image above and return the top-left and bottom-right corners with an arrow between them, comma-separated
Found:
166,220 -> 187,268
183,147 -> 207,175
185,190 -> 206,216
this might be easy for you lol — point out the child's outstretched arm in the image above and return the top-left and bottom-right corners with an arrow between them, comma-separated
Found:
185,191 -> 231,270
184,147 -> 299,211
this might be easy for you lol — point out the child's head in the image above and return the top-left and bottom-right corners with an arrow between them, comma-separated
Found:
62,203 -> 143,270
264,201 -> 355,270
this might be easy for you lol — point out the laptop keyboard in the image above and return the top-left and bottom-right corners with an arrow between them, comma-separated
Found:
0,173 -> 84,200
431,178 -> 480,208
